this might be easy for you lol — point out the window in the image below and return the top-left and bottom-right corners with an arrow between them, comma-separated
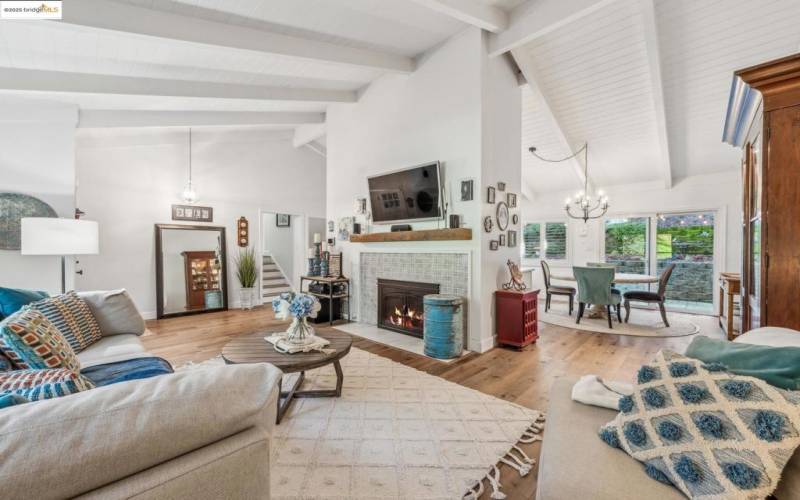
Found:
545,222 -> 567,260
523,223 -> 541,259
522,221 -> 567,261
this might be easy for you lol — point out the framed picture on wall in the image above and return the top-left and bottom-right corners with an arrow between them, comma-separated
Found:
172,204 -> 213,222
460,179 -> 474,201
507,193 -> 517,208
276,213 -> 291,227
499,234 -> 506,246
508,230 -> 517,247
487,186 -> 496,204
489,240 -> 499,251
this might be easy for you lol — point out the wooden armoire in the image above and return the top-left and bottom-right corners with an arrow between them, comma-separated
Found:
723,54 -> 800,333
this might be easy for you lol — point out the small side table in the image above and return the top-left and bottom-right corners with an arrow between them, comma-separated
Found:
495,289 -> 540,349
718,272 -> 741,340
299,275 -> 351,326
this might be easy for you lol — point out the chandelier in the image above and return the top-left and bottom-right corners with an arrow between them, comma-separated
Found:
529,142 -> 608,223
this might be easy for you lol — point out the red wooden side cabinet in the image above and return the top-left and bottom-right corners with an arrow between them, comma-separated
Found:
495,289 -> 539,348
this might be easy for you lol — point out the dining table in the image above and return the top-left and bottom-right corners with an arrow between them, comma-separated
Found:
549,270 -> 659,318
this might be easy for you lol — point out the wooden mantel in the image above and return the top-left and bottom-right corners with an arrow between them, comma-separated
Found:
349,228 -> 472,243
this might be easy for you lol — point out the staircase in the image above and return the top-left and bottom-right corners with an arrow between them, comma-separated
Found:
261,254 -> 292,302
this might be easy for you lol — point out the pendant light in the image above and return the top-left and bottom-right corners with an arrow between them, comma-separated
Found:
529,142 -> 609,223
182,128 -> 198,203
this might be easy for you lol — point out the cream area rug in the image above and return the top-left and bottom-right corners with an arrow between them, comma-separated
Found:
540,301 -> 699,338
178,347 -> 543,499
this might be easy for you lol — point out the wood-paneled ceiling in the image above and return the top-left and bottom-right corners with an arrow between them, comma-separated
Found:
519,0 -> 800,195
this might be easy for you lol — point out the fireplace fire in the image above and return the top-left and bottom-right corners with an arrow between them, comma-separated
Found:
377,279 -> 440,338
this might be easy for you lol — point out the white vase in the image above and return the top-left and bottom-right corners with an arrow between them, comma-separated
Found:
285,317 -> 315,345
239,287 -> 255,310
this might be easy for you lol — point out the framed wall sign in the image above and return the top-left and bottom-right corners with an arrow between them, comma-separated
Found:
276,213 -> 291,227
172,204 -> 213,222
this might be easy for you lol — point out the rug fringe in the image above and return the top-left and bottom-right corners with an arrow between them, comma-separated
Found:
463,414 -> 545,499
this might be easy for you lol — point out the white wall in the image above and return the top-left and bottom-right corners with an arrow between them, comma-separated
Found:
521,171 -> 742,311
0,97 -> 78,294
75,128 -> 326,318
326,28 -> 521,352
479,32 -> 522,349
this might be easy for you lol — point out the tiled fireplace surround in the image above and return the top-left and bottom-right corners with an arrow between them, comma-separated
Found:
357,252 -> 470,332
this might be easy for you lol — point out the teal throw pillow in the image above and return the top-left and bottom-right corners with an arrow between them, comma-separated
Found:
0,287 -> 48,320
685,335 -> 800,390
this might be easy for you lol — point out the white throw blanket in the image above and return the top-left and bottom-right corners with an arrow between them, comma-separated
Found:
571,374 -> 633,410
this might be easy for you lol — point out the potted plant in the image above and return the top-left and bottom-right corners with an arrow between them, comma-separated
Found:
234,247 -> 258,310
271,292 -> 321,345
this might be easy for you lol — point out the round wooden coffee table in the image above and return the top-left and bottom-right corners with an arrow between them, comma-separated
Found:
221,329 -> 352,423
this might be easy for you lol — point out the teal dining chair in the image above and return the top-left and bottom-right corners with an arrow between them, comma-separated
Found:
574,266 -> 622,329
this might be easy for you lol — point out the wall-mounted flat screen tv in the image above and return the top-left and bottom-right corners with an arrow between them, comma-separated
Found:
367,162 -> 442,224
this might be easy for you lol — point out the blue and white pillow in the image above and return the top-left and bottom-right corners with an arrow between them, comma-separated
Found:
600,350 -> 800,499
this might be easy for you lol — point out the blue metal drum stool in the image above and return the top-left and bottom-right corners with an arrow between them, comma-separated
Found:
423,294 -> 464,359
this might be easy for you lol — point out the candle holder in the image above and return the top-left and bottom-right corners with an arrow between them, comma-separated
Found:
311,242 -> 322,276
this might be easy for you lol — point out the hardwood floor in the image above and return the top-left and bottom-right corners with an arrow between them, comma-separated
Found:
143,306 -> 724,500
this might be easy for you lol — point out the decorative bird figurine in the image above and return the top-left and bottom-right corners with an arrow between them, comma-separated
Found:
503,259 -> 527,291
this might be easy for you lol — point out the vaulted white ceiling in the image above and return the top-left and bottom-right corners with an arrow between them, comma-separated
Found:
518,0 -> 800,195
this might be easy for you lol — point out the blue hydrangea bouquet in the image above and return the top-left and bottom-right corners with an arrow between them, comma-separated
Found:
271,292 -> 322,346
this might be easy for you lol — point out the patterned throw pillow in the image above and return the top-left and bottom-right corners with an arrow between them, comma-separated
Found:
0,368 -> 94,402
599,350 -> 800,499
0,351 -> 12,372
0,308 -> 82,373
30,291 -> 102,352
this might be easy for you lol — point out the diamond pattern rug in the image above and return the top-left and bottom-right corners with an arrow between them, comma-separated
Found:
180,347 -> 543,499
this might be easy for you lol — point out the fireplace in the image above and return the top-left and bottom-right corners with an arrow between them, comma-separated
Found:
378,279 -> 440,337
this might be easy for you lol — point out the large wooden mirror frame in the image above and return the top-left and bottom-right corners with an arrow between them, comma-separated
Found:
155,223 -> 229,319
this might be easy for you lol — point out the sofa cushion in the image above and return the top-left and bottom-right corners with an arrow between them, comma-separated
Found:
81,357 -> 173,387
599,350 -> 800,499
537,377 -> 684,500
686,335 -> 800,390
735,327 -> 800,348
0,362 -> 281,500
30,291 -> 102,352
0,308 -> 82,373
0,287 -> 48,320
0,368 -> 94,401
76,334 -> 150,368
77,289 -> 146,337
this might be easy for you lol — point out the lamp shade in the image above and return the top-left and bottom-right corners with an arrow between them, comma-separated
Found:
21,218 -> 99,256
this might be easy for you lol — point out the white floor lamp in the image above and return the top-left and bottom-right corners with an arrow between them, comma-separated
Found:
21,218 -> 99,294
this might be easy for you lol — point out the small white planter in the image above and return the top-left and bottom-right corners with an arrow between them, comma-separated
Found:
239,287 -> 255,310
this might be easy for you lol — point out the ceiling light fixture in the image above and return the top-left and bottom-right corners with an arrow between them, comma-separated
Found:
529,142 -> 608,223
182,128 -> 198,204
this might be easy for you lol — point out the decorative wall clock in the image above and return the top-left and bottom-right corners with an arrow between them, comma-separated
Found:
483,216 -> 493,233
496,201 -> 509,231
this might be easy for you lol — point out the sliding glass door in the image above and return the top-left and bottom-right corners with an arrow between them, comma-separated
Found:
656,212 -> 715,313
604,217 -> 650,294
603,211 -> 716,313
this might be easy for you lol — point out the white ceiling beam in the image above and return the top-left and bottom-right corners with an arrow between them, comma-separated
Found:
488,0 -> 618,57
410,0 -> 507,33
59,0 -> 414,74
303,141 -> 327,158
512,49 -> 593,193
78,110 -> 325,128
640,0 -> 672,189
0,68 -> 356,103
293,123 -> 326,149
